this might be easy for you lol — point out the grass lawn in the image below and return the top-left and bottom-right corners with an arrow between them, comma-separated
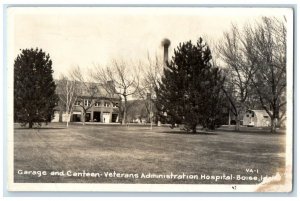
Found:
14,123 -> 286,184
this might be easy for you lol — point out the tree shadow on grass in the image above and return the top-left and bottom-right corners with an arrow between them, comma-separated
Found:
216,128 -> 286,135
162,130 -> 218,135
14,127 -> 66,130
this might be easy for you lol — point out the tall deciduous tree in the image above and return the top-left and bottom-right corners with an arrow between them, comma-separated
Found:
219,17 -> 287,133
218,24 -> 257,131
56,74 -> 78,127
137,54 -> 164,125
71,66 -> 101,125
156,38 -> 226,133
247,17 -> 287,132
93,60 -> 140,125
14,48 -> 57,128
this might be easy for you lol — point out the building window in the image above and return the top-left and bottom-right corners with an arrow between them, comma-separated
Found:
74,100 -> 81,106
84,99 -> 91,106
95,101 -> 101,107
104,102 -> 110,107
113,102 -> 118,108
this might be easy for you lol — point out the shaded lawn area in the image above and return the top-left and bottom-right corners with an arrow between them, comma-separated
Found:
14,123 -> 286,184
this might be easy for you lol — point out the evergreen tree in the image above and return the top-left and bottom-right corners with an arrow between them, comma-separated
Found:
156,37 -> 225,133
14,48 -> 57,128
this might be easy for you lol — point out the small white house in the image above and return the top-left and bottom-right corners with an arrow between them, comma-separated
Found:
243,110 -> 271,127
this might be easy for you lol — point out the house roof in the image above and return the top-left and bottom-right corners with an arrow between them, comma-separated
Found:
77,82 -> 120,99
55,80 -> 121,100
247,110 -> 270,118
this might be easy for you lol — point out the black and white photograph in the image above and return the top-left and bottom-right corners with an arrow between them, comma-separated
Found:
6,6 -> 294,192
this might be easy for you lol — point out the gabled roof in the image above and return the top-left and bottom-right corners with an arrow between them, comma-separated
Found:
247,110 -> 270,118
55,80 -> 120,100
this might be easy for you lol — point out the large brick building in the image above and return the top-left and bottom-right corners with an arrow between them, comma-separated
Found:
52,81 -> 121,123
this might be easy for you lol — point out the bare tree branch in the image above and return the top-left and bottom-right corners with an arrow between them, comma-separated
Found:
92,59 -> 140,124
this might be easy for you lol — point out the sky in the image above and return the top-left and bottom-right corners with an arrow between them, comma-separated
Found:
7,7 -> 292,78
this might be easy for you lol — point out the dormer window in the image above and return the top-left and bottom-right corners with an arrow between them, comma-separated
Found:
84,99 -> 91,106
95,101 -> 101,107
74,100 -> 81,106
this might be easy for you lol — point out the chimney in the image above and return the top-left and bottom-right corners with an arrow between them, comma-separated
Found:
161,38 -> 171,68
107,80 -> 116,93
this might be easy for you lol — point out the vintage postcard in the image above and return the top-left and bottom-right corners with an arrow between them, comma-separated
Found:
6,6 -> 294,192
